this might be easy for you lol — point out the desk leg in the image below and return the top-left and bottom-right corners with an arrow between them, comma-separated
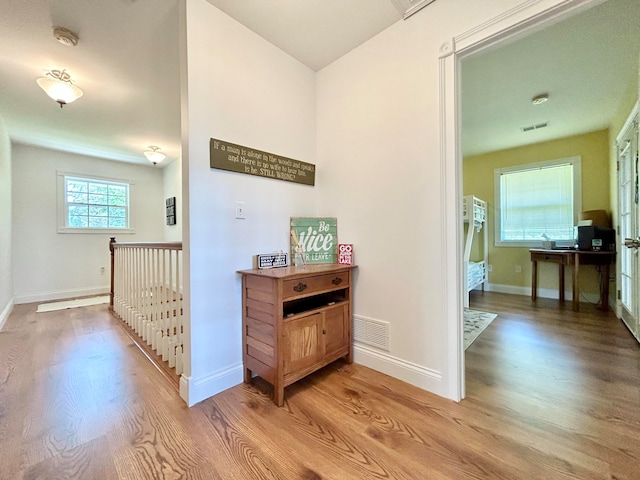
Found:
573,253 -> 579,312
532,260 -> 538,301
601,264 -> 610,311
559,264 -> 565,302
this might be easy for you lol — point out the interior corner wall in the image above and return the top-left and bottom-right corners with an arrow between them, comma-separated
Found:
12,144 -> 165,303
0,115 -> 13,329
163,157 -> 183,242
315,0 -> 527,398
181,0 -> 317,405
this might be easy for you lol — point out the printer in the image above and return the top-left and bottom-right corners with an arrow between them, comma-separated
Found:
575,210 -> 615,251
576,226 -> 615,251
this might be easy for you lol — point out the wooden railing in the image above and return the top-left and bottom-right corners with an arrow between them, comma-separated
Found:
109,238 -> 184,375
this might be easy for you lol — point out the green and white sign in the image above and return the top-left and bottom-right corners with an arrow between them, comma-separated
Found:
290,217 -> 338,264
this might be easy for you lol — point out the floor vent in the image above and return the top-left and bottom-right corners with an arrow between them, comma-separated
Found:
353,315 -> 389,351
521,121 -> 549,132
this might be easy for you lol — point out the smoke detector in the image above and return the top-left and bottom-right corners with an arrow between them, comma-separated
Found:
531,93 -> 549,105
53,27 -> 79,47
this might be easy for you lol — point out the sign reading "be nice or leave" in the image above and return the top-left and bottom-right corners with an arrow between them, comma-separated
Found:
290,217 -> 337,264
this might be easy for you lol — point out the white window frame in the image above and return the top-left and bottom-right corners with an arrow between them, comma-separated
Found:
57,171 -> 135,234
494,156 -> 582,248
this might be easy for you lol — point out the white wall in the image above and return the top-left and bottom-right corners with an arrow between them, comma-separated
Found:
0,115 -> 12,329
315,0 -> 536,397
163,156 -> 183,242
12,144 -> 166,303
179,0 -> 591,404
180,0 -> 317,405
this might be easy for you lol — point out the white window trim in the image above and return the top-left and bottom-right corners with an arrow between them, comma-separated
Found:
494,156 -> 582,248
57,171 -> 136,234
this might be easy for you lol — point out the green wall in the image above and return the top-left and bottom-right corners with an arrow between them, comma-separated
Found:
464,129 -> 610,299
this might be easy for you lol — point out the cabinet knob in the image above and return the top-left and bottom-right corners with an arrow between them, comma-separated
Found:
293,282 -> 307,292
331,277 -> 343,285
322,329 -> 326,335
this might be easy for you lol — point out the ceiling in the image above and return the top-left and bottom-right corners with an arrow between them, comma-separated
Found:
0,0 -> 182,166
462,0 -> 640,157
0,0 -> 638,167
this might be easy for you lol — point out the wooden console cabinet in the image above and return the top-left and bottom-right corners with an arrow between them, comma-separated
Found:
238,264 -> 356,406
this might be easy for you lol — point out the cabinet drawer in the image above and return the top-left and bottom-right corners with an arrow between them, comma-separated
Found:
283,272 -> 349,299
531,251 -> 570,264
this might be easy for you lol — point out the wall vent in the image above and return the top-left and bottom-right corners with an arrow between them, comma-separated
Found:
353,315 -> 389,351
521,121 -> 549,132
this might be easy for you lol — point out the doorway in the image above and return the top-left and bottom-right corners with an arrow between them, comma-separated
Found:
440,0 -> 639,400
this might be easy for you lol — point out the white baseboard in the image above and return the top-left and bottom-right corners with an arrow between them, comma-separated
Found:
14,286 -> 110,305
484,283 -> 599,304
180,362 -> 243,407
482,283 -> 529,296
353,343 -> 444,397
0,298 -> 15,331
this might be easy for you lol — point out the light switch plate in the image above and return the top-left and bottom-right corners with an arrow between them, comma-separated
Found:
235,201 -> 245,219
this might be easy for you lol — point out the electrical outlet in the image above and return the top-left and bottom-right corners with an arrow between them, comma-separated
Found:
515,265 -> 522,273
100,266 -> 105,275
487,264 -> 493,272
235,201 -> 245,219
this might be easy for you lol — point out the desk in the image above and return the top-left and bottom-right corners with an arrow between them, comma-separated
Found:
530,249 -> 615,312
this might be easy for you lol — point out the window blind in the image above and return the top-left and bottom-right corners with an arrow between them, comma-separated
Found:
500,163 -> 574,241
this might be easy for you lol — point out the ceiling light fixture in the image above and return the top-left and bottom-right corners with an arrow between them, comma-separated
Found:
36,69 -> 83,108
53,26 -> 79,47
144,146 -> 166,165
532,93 -> 549,105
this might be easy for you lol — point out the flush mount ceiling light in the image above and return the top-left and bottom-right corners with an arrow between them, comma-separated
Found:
144,146 -> 166,165
36,69 -> 83,108
532,93 -> 549,105
53,26 -> 79,47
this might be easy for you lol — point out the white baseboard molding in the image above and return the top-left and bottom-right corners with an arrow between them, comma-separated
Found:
353,343 -> 444,397
14,286 -> 110,305
482,283 -> 529,296
484,283 -> 599,304
0,298 -> 15,331
180,362 -> 243,407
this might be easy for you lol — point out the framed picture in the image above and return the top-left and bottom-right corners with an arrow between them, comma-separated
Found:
166,197 -> 176,226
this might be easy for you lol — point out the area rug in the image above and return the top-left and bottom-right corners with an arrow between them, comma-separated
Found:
464,309 -> 497,349
36,295 -> 110,313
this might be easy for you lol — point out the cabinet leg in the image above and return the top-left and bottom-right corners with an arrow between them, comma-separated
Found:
244,367 -> 252,384
274,383 -> 284,407
345,350 -> 353,364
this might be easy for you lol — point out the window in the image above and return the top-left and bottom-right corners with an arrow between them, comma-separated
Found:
494,156 -> 581,247
58,172 -> 134,233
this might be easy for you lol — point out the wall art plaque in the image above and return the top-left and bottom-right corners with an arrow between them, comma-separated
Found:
210,138 -> 315,186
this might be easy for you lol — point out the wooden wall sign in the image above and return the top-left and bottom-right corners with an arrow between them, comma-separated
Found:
210,138 -> 315,186
290,217 -> 338,264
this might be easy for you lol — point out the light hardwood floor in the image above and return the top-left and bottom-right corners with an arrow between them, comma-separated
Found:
0,292 -> 638,479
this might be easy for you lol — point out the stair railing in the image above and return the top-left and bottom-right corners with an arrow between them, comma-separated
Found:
109,237 -> 184,375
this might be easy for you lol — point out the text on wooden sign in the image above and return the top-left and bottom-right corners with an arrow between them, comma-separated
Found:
210,138 -> 315,186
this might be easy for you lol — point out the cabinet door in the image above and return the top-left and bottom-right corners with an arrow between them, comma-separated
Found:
283,313 -> 322,375
323,304 -> 349,357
